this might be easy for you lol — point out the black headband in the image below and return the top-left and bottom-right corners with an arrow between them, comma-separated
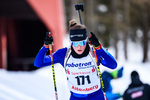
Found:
70,29 -> 87,41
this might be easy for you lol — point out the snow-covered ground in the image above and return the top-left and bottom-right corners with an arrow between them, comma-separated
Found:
0,36 -> 150,100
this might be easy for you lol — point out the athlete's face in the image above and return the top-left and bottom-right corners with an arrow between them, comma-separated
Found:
72,43 -> 87,55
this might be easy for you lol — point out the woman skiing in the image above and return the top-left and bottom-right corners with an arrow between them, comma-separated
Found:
34,20 -> 117,100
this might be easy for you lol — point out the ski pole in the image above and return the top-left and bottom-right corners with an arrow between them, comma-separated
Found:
75,3 -> 107,100
92,46 -> 107,100
48,32 -> 58,100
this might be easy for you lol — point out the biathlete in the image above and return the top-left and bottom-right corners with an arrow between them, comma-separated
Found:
34,20 -> 117,100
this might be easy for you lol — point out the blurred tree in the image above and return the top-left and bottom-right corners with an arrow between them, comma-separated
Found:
141,0 -> 149,62
123,0 -> 130,60
111,0 -> 119,59
85,0 -> 94,34
130,0 -> 150,62
69,0 -> 78,21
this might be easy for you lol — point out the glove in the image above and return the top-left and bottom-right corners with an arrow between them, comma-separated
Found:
44,32 -> 53,48
88,32 -> 101,50
110,67 -> 124,79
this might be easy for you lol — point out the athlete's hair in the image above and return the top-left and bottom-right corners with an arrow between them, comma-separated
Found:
69,19 -> 86,30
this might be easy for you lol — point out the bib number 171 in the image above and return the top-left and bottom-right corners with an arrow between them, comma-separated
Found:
75,75 -> 91,85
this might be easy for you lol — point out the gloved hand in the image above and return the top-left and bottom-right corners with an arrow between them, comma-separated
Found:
44,32 -> 53,48
88,32 -> 101,50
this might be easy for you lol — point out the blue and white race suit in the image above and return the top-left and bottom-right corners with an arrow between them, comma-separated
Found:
34,44 -> 117,99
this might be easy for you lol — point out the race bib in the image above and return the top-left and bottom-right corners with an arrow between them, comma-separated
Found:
66,55 -> 101,94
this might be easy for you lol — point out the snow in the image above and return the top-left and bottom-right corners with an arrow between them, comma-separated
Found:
0,64 -> 70,100
0,37 -> 150,100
